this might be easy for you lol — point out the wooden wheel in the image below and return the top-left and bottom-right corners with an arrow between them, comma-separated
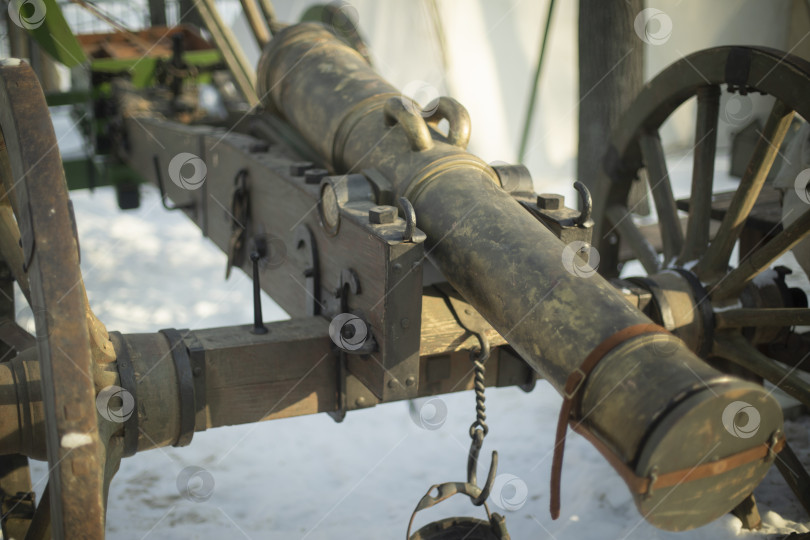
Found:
594,46 -> 810,516
0,59 -> 119,539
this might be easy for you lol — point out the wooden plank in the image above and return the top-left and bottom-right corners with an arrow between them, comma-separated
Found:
420,288 -> 506,356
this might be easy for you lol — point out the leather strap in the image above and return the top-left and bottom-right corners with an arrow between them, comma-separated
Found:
571,421 -> 784,494
549,322 -> 786,519
550,323 -> 668,519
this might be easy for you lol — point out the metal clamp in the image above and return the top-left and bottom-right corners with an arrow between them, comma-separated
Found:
109,332 -> 139,457
159,328 -> 195,447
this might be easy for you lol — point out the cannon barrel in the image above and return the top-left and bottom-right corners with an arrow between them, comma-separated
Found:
257,24 -> 784,530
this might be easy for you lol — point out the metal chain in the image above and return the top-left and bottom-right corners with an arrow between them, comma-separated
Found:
466,334 -> 494,506
468,344 -> 490,440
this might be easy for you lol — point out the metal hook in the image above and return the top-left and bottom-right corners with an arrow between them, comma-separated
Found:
399,197 -> 416,242
573,181 -> 592,227
467,431 -> 498,506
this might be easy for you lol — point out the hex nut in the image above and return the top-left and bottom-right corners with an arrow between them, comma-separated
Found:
304,168 -> 328,184
537,193 -> 564,210
289,161 -> 314,176
368,205 -> 397,224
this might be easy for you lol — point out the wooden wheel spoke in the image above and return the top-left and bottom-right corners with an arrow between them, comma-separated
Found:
606,204 -> 661,274
678,86 -> 720,265
711,206 -> 810,300
715,308 -> 810,328
714,332 -> 810,408
638,131 -> 684,264
695,99 -> 794,280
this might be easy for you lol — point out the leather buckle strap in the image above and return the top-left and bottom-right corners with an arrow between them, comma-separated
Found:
572,421 -> 785,494
550,323 -> 668,519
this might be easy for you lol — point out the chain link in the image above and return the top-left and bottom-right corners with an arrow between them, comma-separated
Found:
468,339 -> 490,441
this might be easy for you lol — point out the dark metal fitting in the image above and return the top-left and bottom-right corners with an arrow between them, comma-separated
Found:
767,431 -> 782,461
645,466 -> 660,498
304,168 -> 328,184
399,197 -> 417,242
159,328 -> 195,447
563,368 -> 587,399
289,161 -> 314,176
368,205 -> 396,224
574,181 -> 593,227
537,194 -> 563,210
250,251 -> 269,335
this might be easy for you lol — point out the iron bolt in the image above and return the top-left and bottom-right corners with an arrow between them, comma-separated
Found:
289,161 -> 314,176
304,168 -> 328,184
405,376 -> 416,386
537,193 -> 563,210
369,205 -> 397,224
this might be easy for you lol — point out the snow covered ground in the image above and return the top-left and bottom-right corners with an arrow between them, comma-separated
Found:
15,182 -> 808,539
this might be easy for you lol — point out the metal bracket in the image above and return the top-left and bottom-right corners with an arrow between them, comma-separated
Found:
159,328 -> 195,447
225,169 -> 250,279
184,332 -> 207,435
294,225 -> 321,316
153,155 -> 194,212
109,332 -> 139,457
